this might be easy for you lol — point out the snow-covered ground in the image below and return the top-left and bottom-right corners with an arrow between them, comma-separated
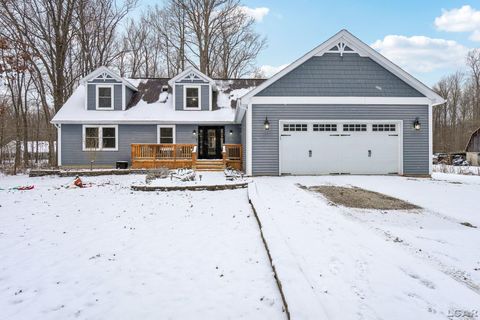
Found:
2,172 -> 480,320
433,164 -> 480,175
250,173 -> 480,319
141,171 -> 249,187
0,174 -> 284,319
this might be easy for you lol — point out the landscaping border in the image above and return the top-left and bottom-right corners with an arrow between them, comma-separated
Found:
131,182 -> 248,192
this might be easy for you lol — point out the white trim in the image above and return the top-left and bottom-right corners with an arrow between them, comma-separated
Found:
246,102 -> 253,176
82,124 -> 118,151
57,124 -> 62,166
167,66 -> 216,88
122,83 -> 126,110
209,84 -> 213,111
240,29 -> 445,106
183,85 -> 202,110
80,66 -> 137,91
428,104 -> 433,175
278,119 -> 403,175
95,85 -> 114,110
249,96 -> 432,105
52,119 -> 236,125
157,125 -> 176,144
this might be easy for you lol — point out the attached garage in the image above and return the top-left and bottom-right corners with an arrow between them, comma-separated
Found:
237,30 -> 445,176
279,120 -> 402,175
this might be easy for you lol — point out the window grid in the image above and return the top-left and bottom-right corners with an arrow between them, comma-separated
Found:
283,124 -> 308,132
343,124 -> 367,132
313,124 -> 337,132
372,124 -> 396,132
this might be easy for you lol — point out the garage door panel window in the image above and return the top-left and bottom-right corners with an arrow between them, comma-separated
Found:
313,124 -> 337,132
343,124 -> 367,132
372,124 -> 396,132
283,124 -> 308,132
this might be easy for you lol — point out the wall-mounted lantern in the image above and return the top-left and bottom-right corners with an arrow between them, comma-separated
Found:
264,117 -> 270,130
192,129 -> 197,135
229,130 -> 233,135
413,118 -> 421,130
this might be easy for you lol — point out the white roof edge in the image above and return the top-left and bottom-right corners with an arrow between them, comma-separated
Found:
80,66 -> 138,91
240,29 -> 445,106
50,119 -> 238,125
167,66 -> 217,89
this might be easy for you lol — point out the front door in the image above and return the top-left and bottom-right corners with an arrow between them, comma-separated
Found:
198,126 -> 224,159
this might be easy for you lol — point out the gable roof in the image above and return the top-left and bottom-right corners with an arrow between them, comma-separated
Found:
239,29 -> 445,106
80,66 -> 138,91
167,66 -> 217,89
465,126 -> 480,151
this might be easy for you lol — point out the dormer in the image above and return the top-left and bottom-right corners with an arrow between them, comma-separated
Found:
80,66 -> 138,111
168,67 -> 216,111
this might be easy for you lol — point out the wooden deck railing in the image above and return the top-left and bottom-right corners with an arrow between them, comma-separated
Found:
131,144 -> 196,169
223,144 -> 242,170
131,143 -> 242,170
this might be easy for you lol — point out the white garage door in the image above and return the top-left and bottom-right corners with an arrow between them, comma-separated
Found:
279,121 -> 402,175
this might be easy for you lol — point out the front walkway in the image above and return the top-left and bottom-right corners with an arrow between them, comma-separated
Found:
250,175 -> 480,319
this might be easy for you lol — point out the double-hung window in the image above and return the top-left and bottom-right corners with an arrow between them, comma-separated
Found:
158,125 -> 176,144
83,125 -> 118,151
184,86 -> 201,110
96,85 -> 114,110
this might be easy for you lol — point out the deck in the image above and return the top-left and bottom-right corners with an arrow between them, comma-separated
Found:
131,143 -> 242,171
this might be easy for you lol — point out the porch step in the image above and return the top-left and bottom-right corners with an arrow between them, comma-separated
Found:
195,160 -> 225,171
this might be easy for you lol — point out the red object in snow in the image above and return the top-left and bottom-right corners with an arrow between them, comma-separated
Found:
74,177 -> 83,188
17,185 -> 34,191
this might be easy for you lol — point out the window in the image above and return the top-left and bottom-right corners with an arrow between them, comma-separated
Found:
372,124 -> 396,132
343,124 -> 367,132
158,125 -> 176,144
96,85 -> 114,110
184,86 -> 201,110
313,124 -> 337,132
283,123 -> 307,132
83,125 -> 118,151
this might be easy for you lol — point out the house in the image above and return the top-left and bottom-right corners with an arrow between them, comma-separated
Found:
465,127 -> 480,166
51,29 -> 445,176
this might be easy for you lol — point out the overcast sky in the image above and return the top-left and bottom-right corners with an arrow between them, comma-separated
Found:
141,1 -> 480,86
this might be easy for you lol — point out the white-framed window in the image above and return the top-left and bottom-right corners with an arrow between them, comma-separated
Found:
183,85 -> 201,110
283,123 -> 308,132
96,85 -> 114,110
372,124 -> 397,132
343,124 -> 367,132
82,125 -> 118,151
313,124 -> 337,132
157,125 -> 176,144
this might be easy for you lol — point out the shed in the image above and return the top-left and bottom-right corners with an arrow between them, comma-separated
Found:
465,127 -> 480,165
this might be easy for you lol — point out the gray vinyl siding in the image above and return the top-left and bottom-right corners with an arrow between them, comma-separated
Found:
251,105 -> 429,176
175,84 -> 210,110
176,124 -> 198,144
86,83 -> 123,110
61,124 -> 156,166
257,53 -> 424,97
224,124 -> 241,144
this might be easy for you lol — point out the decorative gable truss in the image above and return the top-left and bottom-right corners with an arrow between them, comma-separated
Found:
80,66 -> 138,111
168,66 -> 216,111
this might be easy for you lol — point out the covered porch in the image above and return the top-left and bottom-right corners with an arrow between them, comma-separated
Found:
130,143 -> 242,171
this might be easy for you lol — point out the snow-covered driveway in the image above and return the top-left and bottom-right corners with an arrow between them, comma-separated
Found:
0,175 -> 284,320
251,174 -> 480,319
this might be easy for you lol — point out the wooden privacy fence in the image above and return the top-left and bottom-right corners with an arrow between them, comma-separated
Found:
131,143 -> 242,170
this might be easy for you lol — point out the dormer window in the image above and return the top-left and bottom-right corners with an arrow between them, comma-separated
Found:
96,85 -> 114,110
184,85 -> 201,110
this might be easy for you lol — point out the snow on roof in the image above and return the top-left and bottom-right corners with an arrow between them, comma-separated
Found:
52,78 -> 265,124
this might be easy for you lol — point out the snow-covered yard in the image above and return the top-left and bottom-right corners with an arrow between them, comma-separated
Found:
250,173 -> 480,319
0,174 -> 284,319
2,172 -> 480,320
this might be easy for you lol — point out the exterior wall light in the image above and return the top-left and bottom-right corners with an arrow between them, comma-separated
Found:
193,129 -> 197,135
413,118 -> 421,130
229,130 -> 233,135
264,117 -> 270,130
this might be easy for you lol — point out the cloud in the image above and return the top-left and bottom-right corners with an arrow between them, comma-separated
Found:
434,5 -> 480,41
371,35 -> 469,73
240,6 -> 270,22
259,64 -> 288,77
